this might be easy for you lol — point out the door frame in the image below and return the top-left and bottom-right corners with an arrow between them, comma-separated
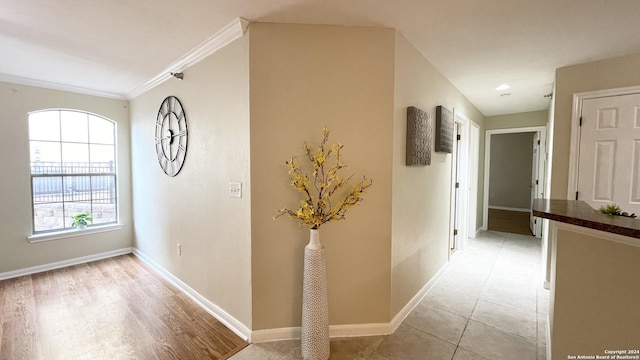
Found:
530,132 -> 541,234
567,85 -> 640,200
449,111 -> 478,252
468,121 -> 480,238
482,126 -> 547,232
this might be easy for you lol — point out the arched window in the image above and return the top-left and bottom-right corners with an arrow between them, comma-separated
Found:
29,109 -> 117,233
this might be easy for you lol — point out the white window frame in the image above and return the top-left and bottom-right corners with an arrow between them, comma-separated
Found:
27,109 -> 122,242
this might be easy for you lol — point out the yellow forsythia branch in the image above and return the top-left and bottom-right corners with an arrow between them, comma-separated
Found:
275,127 -> 372,229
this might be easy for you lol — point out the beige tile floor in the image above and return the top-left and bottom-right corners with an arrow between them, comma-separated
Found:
231,231 -> 548,360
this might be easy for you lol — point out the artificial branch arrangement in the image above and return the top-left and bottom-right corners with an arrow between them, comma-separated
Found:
275,127 -> 372,229
598,204 -> 637,218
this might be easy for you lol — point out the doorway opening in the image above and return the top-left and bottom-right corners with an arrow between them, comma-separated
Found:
483,126 -> 547,237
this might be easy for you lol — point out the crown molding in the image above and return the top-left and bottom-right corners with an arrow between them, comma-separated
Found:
126,17 -> 249,100
0,17 -> 248,101
0,73 -> 127,100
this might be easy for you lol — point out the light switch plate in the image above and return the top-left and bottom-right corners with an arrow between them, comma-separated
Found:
229,182 -> 242,198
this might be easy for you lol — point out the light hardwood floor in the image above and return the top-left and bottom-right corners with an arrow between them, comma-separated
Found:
0,254 -> 247,360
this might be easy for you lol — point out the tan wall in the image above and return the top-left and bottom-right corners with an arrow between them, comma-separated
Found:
551,52 -> 640,198
249,23 -> 394,329
391,33 -> 485,316
0,82 -> 133,273
129,35 -> 252,327
489,132 -> 534,209
484,110 -> 548,130
551,225 -> 640,357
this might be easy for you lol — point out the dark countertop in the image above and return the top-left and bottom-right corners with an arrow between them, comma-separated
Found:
532,199 -> 640,239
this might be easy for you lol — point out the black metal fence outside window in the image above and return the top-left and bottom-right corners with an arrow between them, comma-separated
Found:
31,161 -> 116,204
31,161 -> 117,232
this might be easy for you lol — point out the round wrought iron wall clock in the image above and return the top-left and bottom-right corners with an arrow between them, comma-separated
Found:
155,96 -> 188,176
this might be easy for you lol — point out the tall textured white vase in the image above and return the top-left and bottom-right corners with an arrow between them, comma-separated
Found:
301,229 -> 330,360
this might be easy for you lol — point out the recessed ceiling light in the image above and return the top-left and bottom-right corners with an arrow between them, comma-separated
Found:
495,84 -> 511,91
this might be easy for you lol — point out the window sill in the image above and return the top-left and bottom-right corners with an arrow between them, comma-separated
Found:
27,224 -> 123,243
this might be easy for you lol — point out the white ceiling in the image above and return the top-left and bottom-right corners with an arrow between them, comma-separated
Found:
2,0 -> 640,116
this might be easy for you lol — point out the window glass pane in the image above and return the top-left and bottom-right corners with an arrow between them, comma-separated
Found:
65,202 -> 92,228
33,203 -> 64,232
60,111 -> 88,143
30,141 -> 61,172
92,175 -> 117,225
63,176 -> 92,202
91,176 -> 116,203
32,177 -> 63,204
61,143 -> 89,173
29,110 -> 118,233
92,203 -> 116,225
29,111 -> 60,141
90,144 -> 115,169
89,116 -> 114,145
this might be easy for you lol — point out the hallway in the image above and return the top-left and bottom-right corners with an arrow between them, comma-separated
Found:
232,231 -> 547,359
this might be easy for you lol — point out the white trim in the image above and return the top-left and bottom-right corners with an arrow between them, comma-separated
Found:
553,222 -> 640,249
567,85 -> 640,200
250,323 -> 393,344
542,218 -> 552,285
27,224 -> 124,243
390,261 -> 450,332
450,109 -> 470,252
329,322 -> 392,338
0,18 -> 249,101
251,260 -> 450,343
488,205 -> 530,212
484,126 -> 546,135
473,226 -> 482,238
483,126 -> 547,230
0,247 -> 132,281
546,314 -> 552,360
251,327 -> 301,343
127,17 -> 249,99
449,113 -> 458,251
468,121 -> 480,239
132,248 -> 251,341
0,73 -> 127,99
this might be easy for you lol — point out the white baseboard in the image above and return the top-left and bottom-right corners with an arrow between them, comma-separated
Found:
251,327 -> 301,343
2,246 -> 454,346
252,263 -> 451,344
546,314 -> 552,360
132,249 -> 251,342
488,205 -> 530,212
0,247 -> 133,281
390,261 -> 450,332
251,322 -> 393,344
330,322 -> 392,338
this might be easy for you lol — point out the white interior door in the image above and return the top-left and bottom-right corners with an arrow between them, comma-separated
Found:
451,122 -> 461,250
577,93 -> 640,214
450,118 -> 469,251
530,132 -> 540,235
